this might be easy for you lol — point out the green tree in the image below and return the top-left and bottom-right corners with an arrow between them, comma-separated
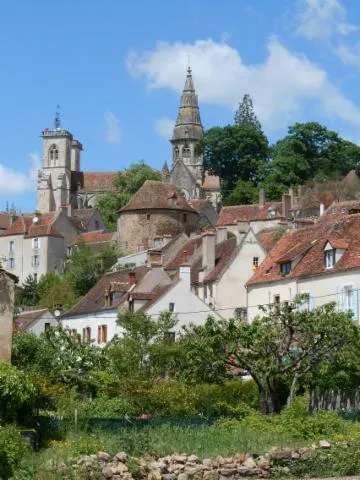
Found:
198,124 -> 269,196
64,244 -> 118,297
223,179 -> 258,206
265,122 -> 360,199
96,161 -> 162,231
15,275 -> 39,308
107,311 -> 178,380
234,93 -> 262,131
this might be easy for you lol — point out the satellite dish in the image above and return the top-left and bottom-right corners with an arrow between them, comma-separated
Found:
33,216 -> 39,224
54,309 -> 61,318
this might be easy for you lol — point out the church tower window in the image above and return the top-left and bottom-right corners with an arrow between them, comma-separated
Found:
49,145 -> 59,165
174,146 -> 179,159
183,144 -> 190,157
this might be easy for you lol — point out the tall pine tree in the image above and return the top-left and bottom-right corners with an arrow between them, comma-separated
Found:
234,94 -> 262,131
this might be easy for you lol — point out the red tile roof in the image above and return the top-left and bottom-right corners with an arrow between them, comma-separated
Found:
76,171 -> 118,192
120,181 -> 198,214
71,208 -> 97,229
320,200 -> 360,221
165,236 -> 203,269
217,202 -> 282,226
247,214 -> 360,286
63,265 -> 149,316
187,200 -> 208,211
0,213 -> 9,230
257,227 -> 287,253
202,173 -> 220,190
71,230 -> 114,246
0,213 -> 62,238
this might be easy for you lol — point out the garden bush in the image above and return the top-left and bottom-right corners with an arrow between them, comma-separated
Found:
0,362 -> 35,423
0,424 -> 30,479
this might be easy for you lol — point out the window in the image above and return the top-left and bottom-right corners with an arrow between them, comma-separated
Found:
183,214 -> 187,223
33,238 -> 39,249
128,299 -> 134,312
344,286 -> 353,312
32,255 -> 40,268
146,214 -> 151,220
70,329 -> 77,337
325,249 -> 336,269
183,144 -> 190,157
253,257 -> 259,270
331,208 -> 337,215
208,284 -> 213,297
280,262 -> 292,275
44,323 -> 51,333
174,147 -> 179,158
234,307 -> 248,322
94,220 -> 100,230
267,208 -> 276,219
9,241 -> 14,253
274,294 -> 280,314
164,332 -> 176,342
82,327 -> 91,343
49,145 -> 59,165
8,258 -> 15,269
97,325 -> 107,344
169,302 -> 175,312
34,273 -> 37,282
341,208 -> 347,214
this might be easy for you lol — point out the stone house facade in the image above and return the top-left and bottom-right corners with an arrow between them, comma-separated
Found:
14,309 -> 58,335
0,269 -> 17,361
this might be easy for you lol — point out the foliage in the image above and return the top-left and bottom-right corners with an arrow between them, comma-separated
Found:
96,161 -> 162,231
108,311 -> 178,380
15,274 -> 39,308
198,124 -> 269,195
0,362 -> 35,423
223,179 -> 258,206
37,279 -> 77,311
0,424 -> 30,479
64,244 -> 118,297
234,93 -> 262,131
75,395 -> 135,419
264,122 -> 360,199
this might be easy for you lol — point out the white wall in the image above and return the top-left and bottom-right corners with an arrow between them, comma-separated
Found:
61,309 -> 122,347
214,229 -> 267,319
27,312 -> 58,336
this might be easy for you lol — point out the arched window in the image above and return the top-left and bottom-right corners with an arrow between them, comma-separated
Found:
183,144 -> 191,157
174,147 -> 179,159
49,145 -> 59,165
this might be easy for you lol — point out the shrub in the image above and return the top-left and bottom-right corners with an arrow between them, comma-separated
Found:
77,395 -> 135,419
0,425 -> 30,479
0,362 -> 35,422
145,381 -> 197,417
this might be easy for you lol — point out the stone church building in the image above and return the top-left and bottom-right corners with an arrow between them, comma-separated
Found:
36,68 -> 220,215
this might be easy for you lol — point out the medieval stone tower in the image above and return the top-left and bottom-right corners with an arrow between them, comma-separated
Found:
169,67 -> 205,200
37,112 -> 82,213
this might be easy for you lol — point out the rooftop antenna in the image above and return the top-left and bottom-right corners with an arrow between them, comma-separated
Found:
54,105 -> 61,130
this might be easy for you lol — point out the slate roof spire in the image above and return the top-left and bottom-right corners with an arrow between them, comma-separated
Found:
172,67 -> 203,141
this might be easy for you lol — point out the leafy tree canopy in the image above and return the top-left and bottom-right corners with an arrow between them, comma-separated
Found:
96,161 -> 162,231
234,93 -> 262,131
223,179 -> 259,206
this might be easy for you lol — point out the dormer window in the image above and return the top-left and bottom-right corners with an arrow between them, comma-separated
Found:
325,248 -> 335,269
280,262 -> 291,275
49,145 -> 59,165
267,207 -> 276,219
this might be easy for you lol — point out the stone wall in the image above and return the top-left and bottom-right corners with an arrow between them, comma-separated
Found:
0,270 -> 16,361
118,210 -> 199,255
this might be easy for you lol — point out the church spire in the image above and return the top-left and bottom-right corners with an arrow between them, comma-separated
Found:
172,67 -> 203,141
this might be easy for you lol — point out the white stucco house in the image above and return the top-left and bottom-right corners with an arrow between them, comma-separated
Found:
14,308 -> 58,335
246,213 -> 360,323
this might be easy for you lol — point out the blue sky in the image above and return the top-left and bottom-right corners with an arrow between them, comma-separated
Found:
2,0 -> 360,211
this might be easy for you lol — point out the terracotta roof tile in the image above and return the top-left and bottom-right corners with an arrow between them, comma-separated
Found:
257,227 -> 286,253
63,265 -> 149,316
0,213 -> 9,230
75,171 -> 118,193
71,208 -> 96,228
320,200 -> 360,221
71,230 -> 114,246
120,181 -> 198,214
202,172 -> 220,190
247,214 -> 360,286
1,213 -> 62,238
217,202 -> 282,226
187,200 -> 208,211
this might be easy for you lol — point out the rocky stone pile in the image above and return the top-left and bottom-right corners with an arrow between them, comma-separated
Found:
43,441 -> 334,479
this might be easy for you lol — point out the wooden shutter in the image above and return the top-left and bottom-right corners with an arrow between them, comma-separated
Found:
97,326 -> 101,344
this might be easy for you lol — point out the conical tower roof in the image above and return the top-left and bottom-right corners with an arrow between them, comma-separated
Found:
172,67 -> 203,142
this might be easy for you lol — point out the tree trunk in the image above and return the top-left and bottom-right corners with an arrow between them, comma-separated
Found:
258,383 -> 276,414
287,373 -> 299,406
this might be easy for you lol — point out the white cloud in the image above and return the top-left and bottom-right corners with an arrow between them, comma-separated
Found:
126,37 -> 360,132
0,152 -> 40,195
104,111 -> 122,143
154,117 -> 175,139
333,42 -> 360,66
296,0 -> 358,40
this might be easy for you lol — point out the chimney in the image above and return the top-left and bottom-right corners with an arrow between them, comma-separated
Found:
236,220 -> 250,245
320,203 -> 325,216
282,194 -> 292,219
202,230 -> 216,274
147,249 -> 163,267
216,227 -> 227,244
179,249 -> 191,286
259,188 -> 266,208
128,271 -> 136,286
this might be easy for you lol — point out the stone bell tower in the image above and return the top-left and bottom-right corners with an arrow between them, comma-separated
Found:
171,67 -> 204,185
37,109 -> 83,213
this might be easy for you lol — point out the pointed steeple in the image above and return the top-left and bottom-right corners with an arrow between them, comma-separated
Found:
161,160 -> 170,175
172,67 -> 203,141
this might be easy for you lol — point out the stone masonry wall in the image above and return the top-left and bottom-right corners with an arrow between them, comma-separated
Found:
0,271 -> 15,361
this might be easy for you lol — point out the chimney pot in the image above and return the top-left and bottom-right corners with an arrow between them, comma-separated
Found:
259,188 -> 266,208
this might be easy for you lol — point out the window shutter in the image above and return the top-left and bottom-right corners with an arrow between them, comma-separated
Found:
97,326 -> 101,344
103,325 -> 108,343
337,286 -> 342,311
352,286 -> 359,321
